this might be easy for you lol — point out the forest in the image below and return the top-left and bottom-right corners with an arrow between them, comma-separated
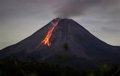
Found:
0,58 -> 120,76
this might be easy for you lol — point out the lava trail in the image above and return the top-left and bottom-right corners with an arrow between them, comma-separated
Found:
36,19 -> 60,49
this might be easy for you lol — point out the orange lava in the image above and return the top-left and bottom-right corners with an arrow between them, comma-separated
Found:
36,19 -> 59,48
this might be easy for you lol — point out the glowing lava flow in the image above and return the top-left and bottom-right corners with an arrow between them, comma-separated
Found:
36,19 -> 59,48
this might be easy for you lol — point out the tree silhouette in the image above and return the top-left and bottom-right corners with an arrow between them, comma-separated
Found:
63,42 -> 69,51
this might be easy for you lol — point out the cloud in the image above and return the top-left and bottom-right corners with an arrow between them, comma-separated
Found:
101,27 -> 120,33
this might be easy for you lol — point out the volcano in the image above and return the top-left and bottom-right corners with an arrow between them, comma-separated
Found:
0,18 -> 120,68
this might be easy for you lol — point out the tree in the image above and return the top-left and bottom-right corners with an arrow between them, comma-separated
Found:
63,42 -> 69,51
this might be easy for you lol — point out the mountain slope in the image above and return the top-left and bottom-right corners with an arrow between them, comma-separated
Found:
0,18 -> 120,68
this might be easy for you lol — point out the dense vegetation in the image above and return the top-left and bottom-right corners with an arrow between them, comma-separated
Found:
0,58 -> 120,76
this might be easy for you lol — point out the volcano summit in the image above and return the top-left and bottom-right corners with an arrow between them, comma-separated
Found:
0,18 -> 120,68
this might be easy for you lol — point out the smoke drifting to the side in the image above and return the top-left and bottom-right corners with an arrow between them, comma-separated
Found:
55,0 -> 118,18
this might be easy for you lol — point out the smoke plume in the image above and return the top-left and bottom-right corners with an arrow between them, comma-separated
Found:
55,0 -> 118,17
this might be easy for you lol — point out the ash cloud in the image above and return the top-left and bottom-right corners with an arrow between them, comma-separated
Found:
55,0 -> 118,17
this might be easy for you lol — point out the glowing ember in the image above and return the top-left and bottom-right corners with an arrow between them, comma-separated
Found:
36,19 -> 59,48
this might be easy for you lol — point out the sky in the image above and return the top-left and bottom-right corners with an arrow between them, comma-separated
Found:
0,0 -> 120,49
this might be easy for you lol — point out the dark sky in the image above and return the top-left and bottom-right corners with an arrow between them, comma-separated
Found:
0,0 -> 120,49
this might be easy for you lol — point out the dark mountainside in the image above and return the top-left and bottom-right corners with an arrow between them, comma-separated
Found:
0,18 -> 120,69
